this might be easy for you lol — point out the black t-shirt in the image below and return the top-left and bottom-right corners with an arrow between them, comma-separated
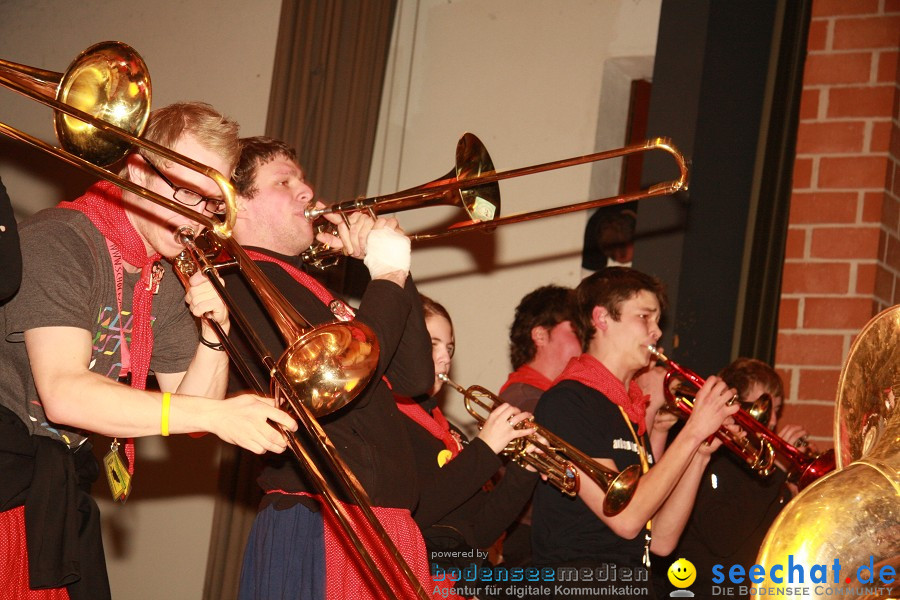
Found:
655,450 -> 791,600
532,379 -> 652,569
223,248 -> 434,511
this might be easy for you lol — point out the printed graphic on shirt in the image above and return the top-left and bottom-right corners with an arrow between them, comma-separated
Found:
92,305 -> 134,378
612,437 -> 655,465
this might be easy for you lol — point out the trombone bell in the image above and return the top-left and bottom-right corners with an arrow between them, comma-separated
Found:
0,41 -> 151,166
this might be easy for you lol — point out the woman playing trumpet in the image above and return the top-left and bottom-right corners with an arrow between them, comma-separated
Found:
396,295 -> 542,599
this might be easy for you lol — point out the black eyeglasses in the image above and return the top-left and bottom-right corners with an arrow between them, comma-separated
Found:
144,158 -> 226,215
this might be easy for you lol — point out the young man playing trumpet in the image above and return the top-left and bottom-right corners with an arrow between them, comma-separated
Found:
531,266 -> 739,599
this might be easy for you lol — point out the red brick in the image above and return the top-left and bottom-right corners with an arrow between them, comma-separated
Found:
792,157 -> 814,189
812,0 -> 879,17
775,367 -> 793,395
862,191 -> 885,222
779,298 -> 800,329
882,193 -> 899,228
780,403 -> 834,439
784,228 -> 807,258
797,368 -> 842,401
789,191 -> 859,223
796,121 -> 866,153
887,232 -> 900,266
799,88 -> 821,120
781,262 -> 850,293
810,226 -> 881,258
819,156 -> 890,189
856,262 -> 877,293
828,86 -> 895,118
833,16 -> 900,50
871,120 -> 893,152
875,264 -> 895,301
808,19 -> 830,51
887,0 -> 900,14
804,52 -> 873,85
803,296 -> 878,328
876,51 -> 898,83
775,332 -> 845,366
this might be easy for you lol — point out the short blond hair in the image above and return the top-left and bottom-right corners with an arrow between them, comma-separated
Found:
134,101 -> 240,175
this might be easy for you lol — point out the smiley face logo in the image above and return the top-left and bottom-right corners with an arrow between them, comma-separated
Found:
667,558 -> 696,589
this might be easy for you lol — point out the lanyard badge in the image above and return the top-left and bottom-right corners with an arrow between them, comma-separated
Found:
104,438 -> 133,502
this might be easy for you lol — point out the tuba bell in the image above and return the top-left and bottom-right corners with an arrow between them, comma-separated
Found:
754,304 -> 900,599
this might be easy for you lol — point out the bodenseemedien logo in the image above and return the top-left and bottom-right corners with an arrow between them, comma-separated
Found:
667,558 -> 696,597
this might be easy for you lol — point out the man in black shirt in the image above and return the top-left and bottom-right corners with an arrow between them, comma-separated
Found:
531,267 -> 739,599
225,136 -> 435,599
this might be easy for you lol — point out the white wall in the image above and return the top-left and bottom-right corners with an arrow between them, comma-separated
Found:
0,0 -> 662,595
0,1 -> 281,598
370,0 -> 662,433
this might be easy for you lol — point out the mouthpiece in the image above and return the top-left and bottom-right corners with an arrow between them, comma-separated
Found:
646,345 -> 668,362
304,205 -> 324,221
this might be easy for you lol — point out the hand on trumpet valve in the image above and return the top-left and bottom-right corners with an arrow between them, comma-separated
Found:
683,375 -> 740,446
777,423 -> 816,455
477,402 -> 536,455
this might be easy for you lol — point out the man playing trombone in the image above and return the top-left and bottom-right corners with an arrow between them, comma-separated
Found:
224,136 -> 436,599
0,103 -> 298,600
531,266 -> 739,599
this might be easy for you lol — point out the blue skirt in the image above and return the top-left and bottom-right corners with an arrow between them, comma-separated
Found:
238,503 -> 326,600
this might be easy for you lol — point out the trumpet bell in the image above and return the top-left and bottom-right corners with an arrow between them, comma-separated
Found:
55,41 -> 151,166
603,464 -> 642,516
275,321 -> 381,417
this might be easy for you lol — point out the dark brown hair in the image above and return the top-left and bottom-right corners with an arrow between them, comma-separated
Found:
574,267 -> 667,349
508,285 -> 575,370
231,136 -> 298,198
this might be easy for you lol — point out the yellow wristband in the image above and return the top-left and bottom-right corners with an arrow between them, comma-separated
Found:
161,392 -> 171,437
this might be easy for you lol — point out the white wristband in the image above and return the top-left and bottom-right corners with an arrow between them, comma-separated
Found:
363,227 -> 411,278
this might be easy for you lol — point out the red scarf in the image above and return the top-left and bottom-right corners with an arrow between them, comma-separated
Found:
395,395 -> 462,461
61,181 -> 161,391
554,353 -> 650,435
61,181 -> 163,473
498,364 -> 553,394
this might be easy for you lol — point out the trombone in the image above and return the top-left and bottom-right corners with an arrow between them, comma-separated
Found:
0,42 -> 428,599
439,375 -> 641,516
301,132 -> 689,268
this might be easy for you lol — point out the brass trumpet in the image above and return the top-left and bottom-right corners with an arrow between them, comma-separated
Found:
648,347 -> 835,489
647,346 -> 778,477
438,375 -> 641,516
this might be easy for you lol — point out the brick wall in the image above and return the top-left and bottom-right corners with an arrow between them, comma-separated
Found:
775,0 -> 899,445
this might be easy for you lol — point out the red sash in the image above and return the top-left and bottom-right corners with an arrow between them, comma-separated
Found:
395,395 -> 463,463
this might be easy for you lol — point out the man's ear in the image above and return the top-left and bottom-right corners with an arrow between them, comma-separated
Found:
125,153 -> 147,186
592,305 -> 609,332
531,326 -> 548,347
